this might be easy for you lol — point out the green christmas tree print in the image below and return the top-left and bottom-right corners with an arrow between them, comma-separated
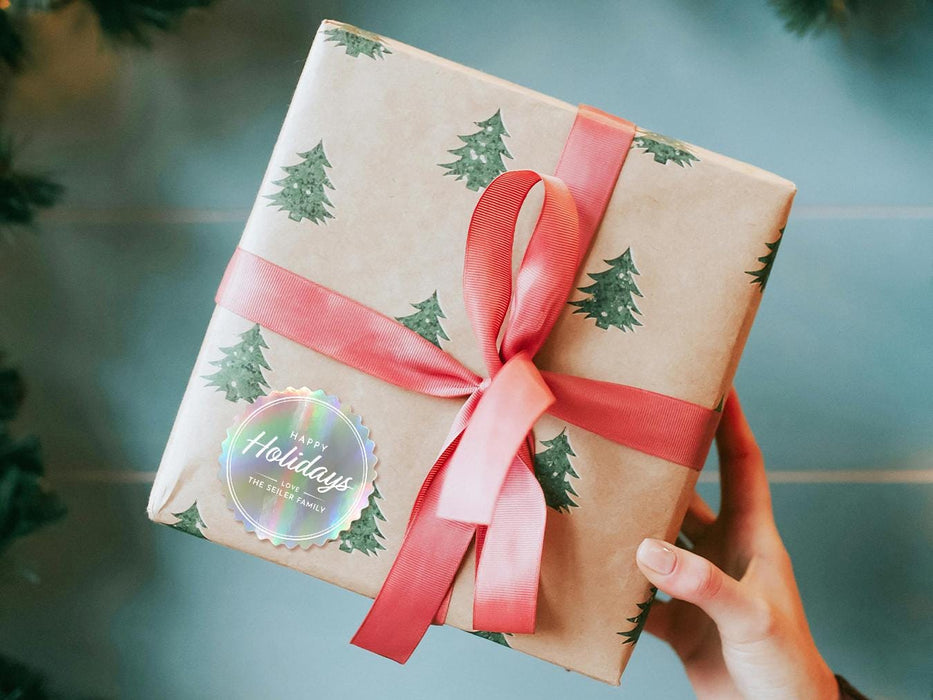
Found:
169,502 -> 206,540
632,131 -> 699,167
339,484 -> 386,556
324,25 -> 391,59
395,291 -> 450,347
746,227 -> 784,292
618,587 -> 657,645
439,109 -> 512,191
266,141 -> 335,224
203,324 -> 271,403
569,248 -> 644,332
470,630 -> 511,648
533,429 -> 580,514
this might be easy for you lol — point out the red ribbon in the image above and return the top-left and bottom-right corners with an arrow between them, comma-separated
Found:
215,105 -> 720,663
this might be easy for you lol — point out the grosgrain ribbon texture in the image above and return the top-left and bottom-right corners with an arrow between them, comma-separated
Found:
214,105 -> 721,664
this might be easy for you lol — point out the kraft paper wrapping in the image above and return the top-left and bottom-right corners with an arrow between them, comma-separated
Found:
147,20 -> 795,685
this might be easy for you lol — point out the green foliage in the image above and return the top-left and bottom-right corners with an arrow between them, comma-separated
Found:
0,360 -> 25,423
2,0 -> 208,234
618,586 -> 657,645
203,323 -> 271,403
569,248 -> 644,332
746,227 -> 784,292
439,109 -> 512,191
395,291 -> 449,347
533,428 -> 579,513
169,502 -> 206,539
770,0 -> 856,35
0,356 -> 65,556
0,9 -> 26,71
85,0 -> 214,45
339,484 -> 386,556
0,653 -> 50,700
1,0 -> 212,59
632,132 -> 699,167
324,26 -> 391,59
0,138 -> 63,229
267,141 -> 335,224
469,630 -> 511,647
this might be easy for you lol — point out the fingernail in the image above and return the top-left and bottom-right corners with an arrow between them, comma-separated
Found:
637,538 -> 676,575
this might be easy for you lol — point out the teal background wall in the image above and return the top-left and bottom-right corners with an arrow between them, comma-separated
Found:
1,1 -> 931,698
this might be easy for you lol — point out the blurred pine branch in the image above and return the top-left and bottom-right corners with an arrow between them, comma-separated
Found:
0,7 -> 26,70
2,0 -> 214,70
1,0 -> 213,231
83,0 -> 215,45
0,354 -> 65,556
0,653 -> 50,700
0,138 -> 63,230
770,0 -> 857,35
770,0 -> 929,36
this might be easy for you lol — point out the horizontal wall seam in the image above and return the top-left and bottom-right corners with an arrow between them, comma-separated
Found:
36,205 -> 933,225
48,469 -> 933,485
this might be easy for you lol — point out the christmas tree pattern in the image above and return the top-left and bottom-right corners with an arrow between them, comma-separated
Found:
533,429 -> 580,514
439,109 -> 512,191
203,324 -> 271,403
746,227 -> 784,292
266,141 -> 335,224
169,502 -> 207,540
618,587 -> 657,645
324,25 -> 391,59
395,291 -> 450,347
569,248 -> 644,332
339,484 -> 386,556
632,131 -> 699,167
469,630 -> 511,648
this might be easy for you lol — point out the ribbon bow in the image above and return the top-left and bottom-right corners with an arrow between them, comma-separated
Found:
216,106 -> 720,664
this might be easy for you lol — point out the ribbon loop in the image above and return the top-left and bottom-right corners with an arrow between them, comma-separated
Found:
462,170 -> 580,375
500,175 -> 581,361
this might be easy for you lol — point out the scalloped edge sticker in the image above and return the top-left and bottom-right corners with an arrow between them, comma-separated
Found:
219,387 -> 377,549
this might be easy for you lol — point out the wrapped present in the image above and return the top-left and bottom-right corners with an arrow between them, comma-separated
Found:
147,19 -> 795,685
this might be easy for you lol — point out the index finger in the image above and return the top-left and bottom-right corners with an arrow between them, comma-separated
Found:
715,388 -> 772,519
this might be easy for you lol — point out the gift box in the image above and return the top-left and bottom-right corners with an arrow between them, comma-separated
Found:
147,19 -> 795,685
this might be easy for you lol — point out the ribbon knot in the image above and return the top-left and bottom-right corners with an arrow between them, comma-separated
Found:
438,352 -> 554,525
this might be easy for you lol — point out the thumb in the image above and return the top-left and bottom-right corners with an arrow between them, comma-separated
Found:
636,538 -> 768,643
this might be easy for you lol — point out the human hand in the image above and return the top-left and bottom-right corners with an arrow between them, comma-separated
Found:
635,389 -> 838,700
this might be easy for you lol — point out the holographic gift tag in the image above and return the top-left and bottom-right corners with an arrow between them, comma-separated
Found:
219,388 -> 377,548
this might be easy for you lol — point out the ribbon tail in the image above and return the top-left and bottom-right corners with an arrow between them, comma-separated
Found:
433,587 -> 454,626
431,522 -> 486,627
353,392 -> 485,658
351,436 -> 476,662
471,447 -> 544,633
